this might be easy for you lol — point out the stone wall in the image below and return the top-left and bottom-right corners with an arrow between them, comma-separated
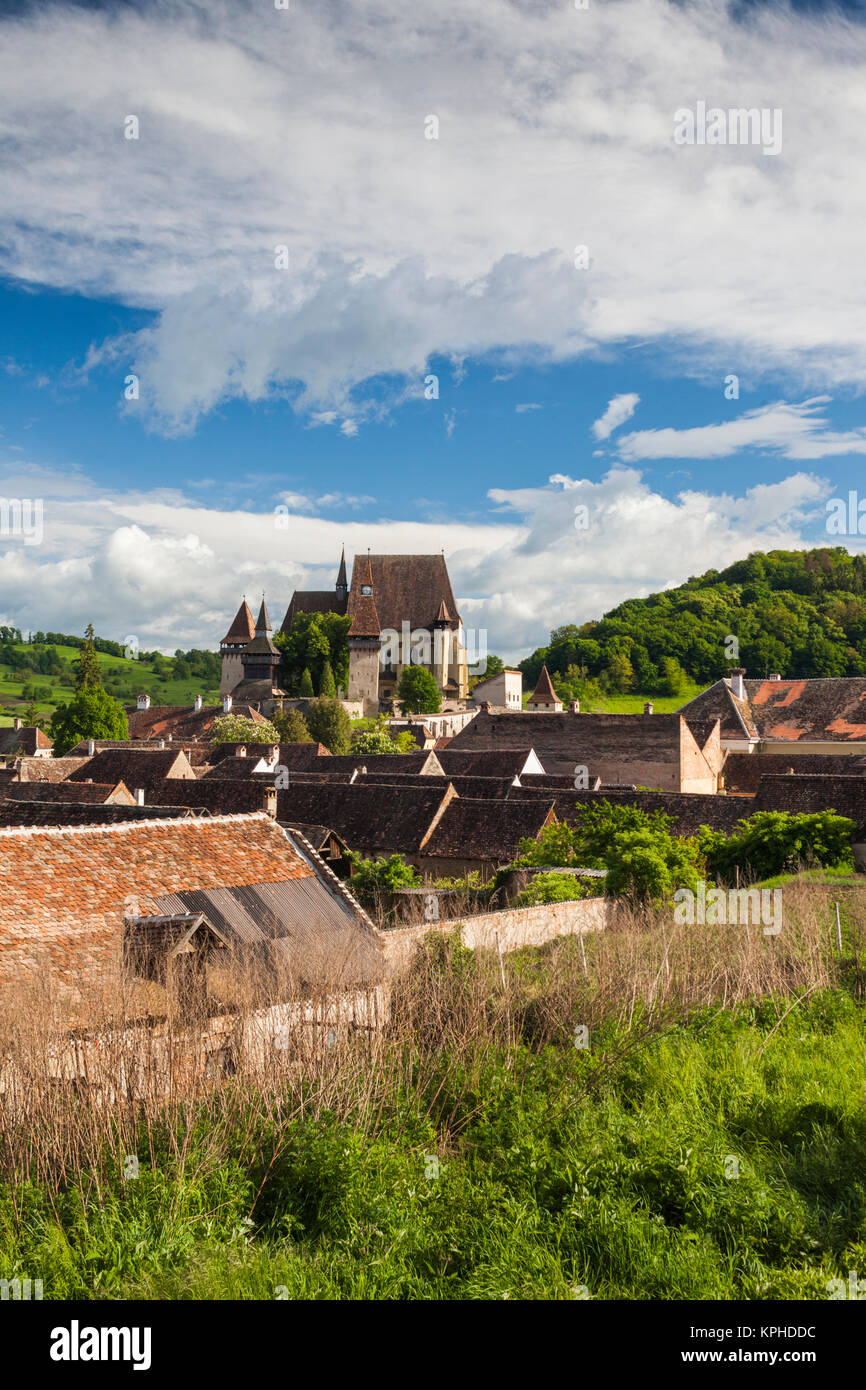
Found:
377,896 -> 612,977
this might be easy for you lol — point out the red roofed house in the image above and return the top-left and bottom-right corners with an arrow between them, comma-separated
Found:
679,672 -> 866,783
0,813 -> 380,1006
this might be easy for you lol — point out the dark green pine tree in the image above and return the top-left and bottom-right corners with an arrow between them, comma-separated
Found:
74,623 -> 102,691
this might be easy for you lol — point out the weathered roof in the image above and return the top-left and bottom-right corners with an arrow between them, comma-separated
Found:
15,757 -> 90,783
347,553 -> 381,638
67,748 -> 195,789
276,782 -> 455,854
722,751 -> 866,794
437,748 -> 541,778
448,710 -> 694,777
420,798 -> 556,862
0,725 -> 53,757
124,703 -> 268,742
677,679 -> 758,741
0,802 -> 199,829
314,751 -> 444,777
355,772 -> 518,799
4,780 -> 134,805
528,665 -> 560,704
754,773 -> 866,822
221,599 -> 256,646
146,779 -> 274,815
0,813 -> 375,995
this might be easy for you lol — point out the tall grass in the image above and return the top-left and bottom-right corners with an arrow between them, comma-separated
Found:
1,881 -> 863,1299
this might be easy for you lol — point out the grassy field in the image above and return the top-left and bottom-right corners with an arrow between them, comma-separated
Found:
0,643 -> 220,728
1,881 -> 863,1301
521,680 -> 707,714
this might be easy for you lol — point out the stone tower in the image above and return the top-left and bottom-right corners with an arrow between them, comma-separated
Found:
220,599 -> 256,696
346,553 -> 381,712
240,597 -> 282,689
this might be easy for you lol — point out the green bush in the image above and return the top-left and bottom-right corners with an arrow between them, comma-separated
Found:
698,810 -> 855,883
515,873 -> 593,905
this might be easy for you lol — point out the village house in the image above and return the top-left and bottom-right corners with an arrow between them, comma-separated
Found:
471,668 -> 523,710
680,671 -> 866,761
0,719 -> 53,759
447,708 -> 722,792
0,814 -> 379,1003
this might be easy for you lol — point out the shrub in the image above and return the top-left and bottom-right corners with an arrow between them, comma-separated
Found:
515,872 -> 593,905
698,810 -> 855,883
211,714 -> 279,746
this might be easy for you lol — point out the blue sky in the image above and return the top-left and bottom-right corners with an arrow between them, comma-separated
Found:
2,0 -> 866,659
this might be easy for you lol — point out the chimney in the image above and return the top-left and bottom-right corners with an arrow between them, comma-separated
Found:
568,700 -> 580,714
157,738 -> 165,750
768,673 -> 781,682
238,745 -> 247,757
13,717 -> 22,730
135,788 -> 145,806
193,694 -> 202,711
136,692 -> 151,710
223,694 -> 232,713
265,787 -> 277,818
87,739 -> 96,756
730,668 -> 746,700
643,702 -> 654,715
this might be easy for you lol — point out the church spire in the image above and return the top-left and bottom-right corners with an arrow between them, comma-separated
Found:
336,544 -> 348,601
254,594 -> 272,638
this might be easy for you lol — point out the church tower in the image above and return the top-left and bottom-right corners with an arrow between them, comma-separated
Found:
240,597 -> 282,691
346,553 -> 381,713
220,599 -> 255,696
335,545 -> 348,605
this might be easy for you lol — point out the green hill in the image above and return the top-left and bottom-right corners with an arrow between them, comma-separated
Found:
520,547 -> 866,706
0,628 -> 220,728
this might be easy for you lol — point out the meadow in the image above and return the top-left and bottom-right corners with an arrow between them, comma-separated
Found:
0,879 -> 863,1301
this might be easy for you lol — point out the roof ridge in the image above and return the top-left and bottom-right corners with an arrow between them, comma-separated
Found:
0,811 -> 271,838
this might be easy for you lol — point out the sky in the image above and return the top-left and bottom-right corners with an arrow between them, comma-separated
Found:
2,0 -> 866,662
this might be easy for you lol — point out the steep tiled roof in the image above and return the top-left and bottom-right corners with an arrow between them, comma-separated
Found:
722,751 -> 866,794
281,591 -> 346,631
681,677 -> 866,744
449,710 -> 691,778
276,742 -> 332,768
15,757 -> 90,783
347,553 -> 381,638
528,665 -> 560,704
145,780 -> 274,815
0,802 -> 198,828
4,780 -> 134,804
67,748 -> 195,789
313,751 -> 444,776
0,726 -> 53,757
0,814 -> 375,995
420,798 -> 556,862
276,782 -> 455,854
221,599 -> 256,646
354,772 -> 517,799
362,554 -> 460,633
754,774 -> 866,822
437,748 -> 540,778
124,703 -> 267,742
202,756 -> 276,782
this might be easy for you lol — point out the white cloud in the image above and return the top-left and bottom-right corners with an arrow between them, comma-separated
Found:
1,2 -> 866,430
340,419 -> 359,438
315,492 -> 376,509
516,403 -> 543,413
0,458 -> 842,662
592,392 -> 640,440
617,398 -> 866,462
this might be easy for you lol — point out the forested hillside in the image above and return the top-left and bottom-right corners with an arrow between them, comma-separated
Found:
520,548 -> 866,701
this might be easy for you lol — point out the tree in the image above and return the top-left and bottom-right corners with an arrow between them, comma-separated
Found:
397,665 -> 441,713
350,716 -> 406,755
698,810 -> 854,882
74,624 -> 102,691
49,687 -> 129,756
271,707 -> 313,743
299,668 -> 315,698
276,611 -> 351,694
319,659 -> 337,698
605,651 -> 634,693
211,714 -> 279,745
305,697 -> 352,754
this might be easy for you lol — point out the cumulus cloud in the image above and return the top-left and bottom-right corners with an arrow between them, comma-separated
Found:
1,1 -> 866,430
0,459 -> 842,661
592,393 -> 640,440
